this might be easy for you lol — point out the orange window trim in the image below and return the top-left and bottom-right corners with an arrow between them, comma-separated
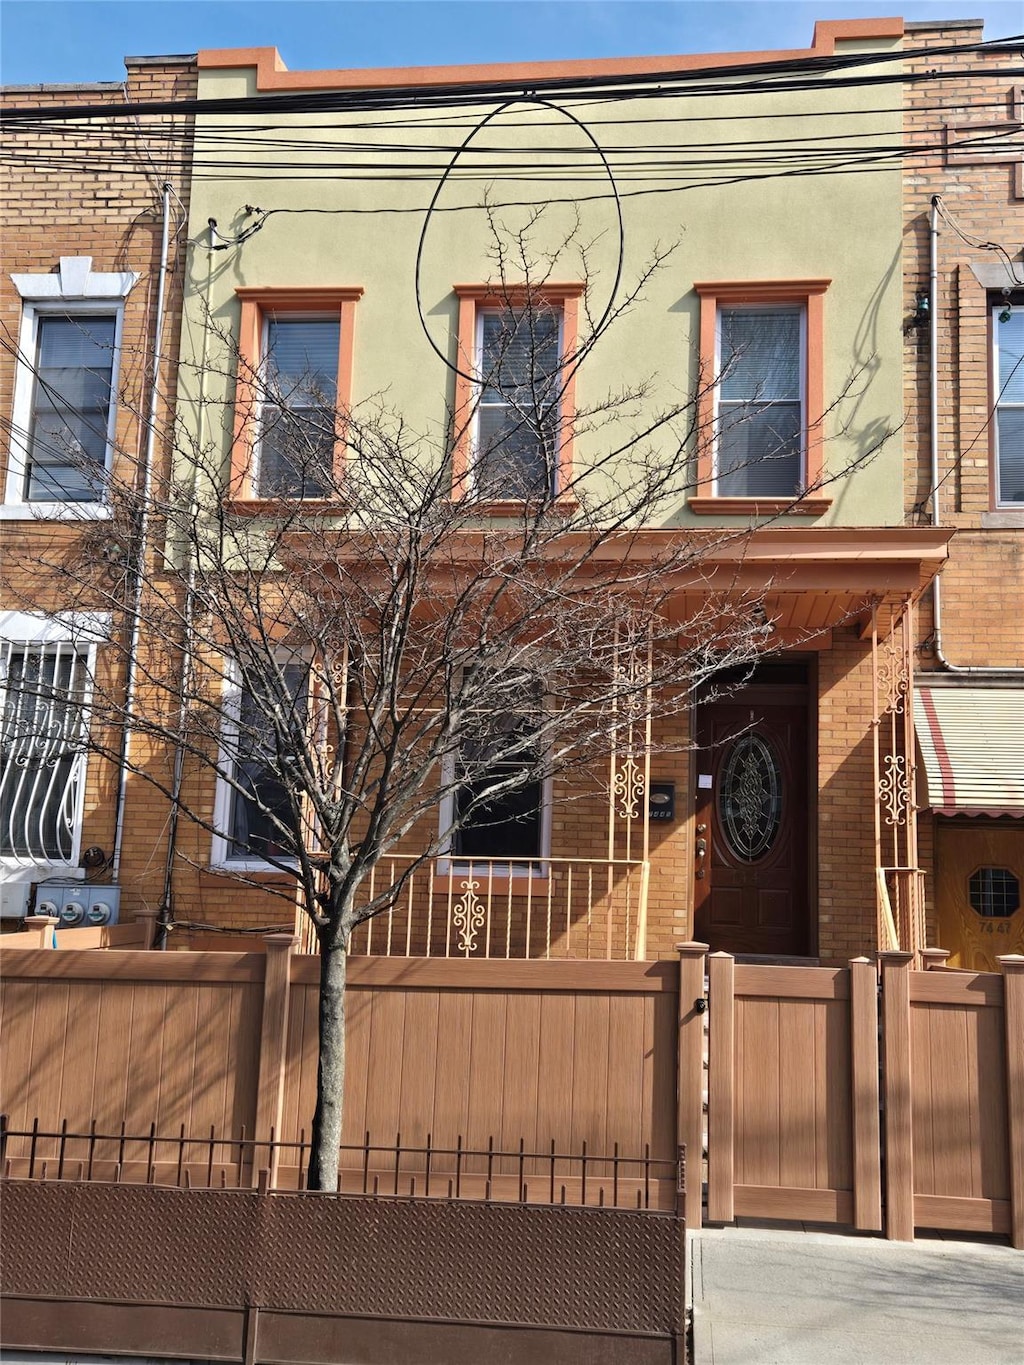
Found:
692,279 -> 831,515
230,287 -> 363,500
451,282 -> 585,504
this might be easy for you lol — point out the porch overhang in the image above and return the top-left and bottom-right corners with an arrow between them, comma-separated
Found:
915,683 -> 1024,818
658,527 -> 953,640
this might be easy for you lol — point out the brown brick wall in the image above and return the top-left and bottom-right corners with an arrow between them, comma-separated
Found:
903,23 -> 1024,669
1,58 -> 197,915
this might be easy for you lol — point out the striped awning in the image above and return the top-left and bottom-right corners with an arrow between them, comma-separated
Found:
915,686 -> 1024,817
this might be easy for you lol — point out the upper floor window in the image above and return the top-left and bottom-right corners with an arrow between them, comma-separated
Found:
475,306 -> 561,500
4,257 -> 137,519
993,301 -> 1023,506
230,288 -> 362,505
691,280 -> 831,516
452,284 -> 584,506
24,314 -> 117,502
716,306 -> 803,497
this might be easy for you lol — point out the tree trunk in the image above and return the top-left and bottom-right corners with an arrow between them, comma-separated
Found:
307,927 -> 347,1191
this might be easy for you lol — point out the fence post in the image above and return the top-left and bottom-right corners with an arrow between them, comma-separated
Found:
997,955 -> 1024,1250
676,942 -> 708,1230
880,951 -> 915,1241
133,907 -> 159,951
850,957 -> 882,1231
254,933 -> 297,1188
919,948 -> 950,971
706,952 -> 735,1225
22,916 -> 58,949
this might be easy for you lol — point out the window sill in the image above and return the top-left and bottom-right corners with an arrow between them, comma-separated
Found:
0,502 -> 111,521
207,860 -> 299,876
223,498 -> 349,517
688,495 -> 832,517
981,509 -> 1024,529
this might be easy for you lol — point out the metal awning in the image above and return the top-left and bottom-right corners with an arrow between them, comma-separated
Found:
915,685 -> 1024,818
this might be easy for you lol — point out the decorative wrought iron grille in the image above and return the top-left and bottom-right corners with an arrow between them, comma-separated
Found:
0,640 -> 89,862
718,732 -> 782,861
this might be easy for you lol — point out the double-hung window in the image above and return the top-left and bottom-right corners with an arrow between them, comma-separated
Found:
23,314 -> 118,501
212,657 -> 309,869
691,280 -> 830,514
256,317 -> 340,498
451,284 -> 583,504
993,301 -> 1024,505
230,288 -> 362,503
474,306 -> 562,500
5,257 -> 136,516
715,306 -> 803,497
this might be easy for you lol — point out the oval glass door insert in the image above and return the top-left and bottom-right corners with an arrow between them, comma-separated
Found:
718,733 -> 782,861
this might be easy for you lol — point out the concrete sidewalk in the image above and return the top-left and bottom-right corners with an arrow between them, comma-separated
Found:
691,1226 -> 1024,1365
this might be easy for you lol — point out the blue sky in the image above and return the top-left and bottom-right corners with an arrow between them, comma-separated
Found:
2,1 -> 1022,87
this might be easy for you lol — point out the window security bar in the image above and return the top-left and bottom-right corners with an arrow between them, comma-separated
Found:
0,639 -> 89,863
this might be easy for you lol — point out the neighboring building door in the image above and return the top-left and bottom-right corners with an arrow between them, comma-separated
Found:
694,686 -> 811,957
935,821 -> 1024,970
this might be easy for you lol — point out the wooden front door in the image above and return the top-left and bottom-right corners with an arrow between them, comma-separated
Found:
694,694 -> 811,956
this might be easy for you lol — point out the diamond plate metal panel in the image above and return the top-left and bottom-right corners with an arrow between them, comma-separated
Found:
1,1181 -> 683,1337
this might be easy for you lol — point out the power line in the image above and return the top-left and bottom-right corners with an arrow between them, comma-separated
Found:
3,34 -> 1022,126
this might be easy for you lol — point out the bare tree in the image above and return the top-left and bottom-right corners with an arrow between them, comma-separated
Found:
2,221 -> 893,1190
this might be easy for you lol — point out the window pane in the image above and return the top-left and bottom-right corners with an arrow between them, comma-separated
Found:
476,404 -> 555,499
454,765 -> 543,860
481,310 -> 560,401
720,309 -> 800,402
475,307 -> 561,499
27,315 -> 115,502
996,408 -> 1024,503
996,308 -> 1024,403
227,662 -> 307,862
258,319 -> 340,497
0,646 -> 87,860
256,407 -> 334,498
717,400 -> 802,497
266,319 -> 339,402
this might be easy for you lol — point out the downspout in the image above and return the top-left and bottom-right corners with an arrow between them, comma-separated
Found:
927,194 -> 1024,679
155,222 -> 215,947
111,182 -> 174,880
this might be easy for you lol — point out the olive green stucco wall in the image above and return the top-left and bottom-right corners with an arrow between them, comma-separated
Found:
180,33 -> 904,525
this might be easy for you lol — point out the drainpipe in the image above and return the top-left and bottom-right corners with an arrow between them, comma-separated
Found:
155,221 -> 216,946
111,182 -> 174,880
927,195 -> 1024,680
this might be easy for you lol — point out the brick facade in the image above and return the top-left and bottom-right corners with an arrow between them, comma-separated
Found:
903,21 -> 1024,668
903,21 -> 1024,958
1,57 -> 197,917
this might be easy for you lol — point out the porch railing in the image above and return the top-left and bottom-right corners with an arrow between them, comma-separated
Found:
301,856 -> 650,961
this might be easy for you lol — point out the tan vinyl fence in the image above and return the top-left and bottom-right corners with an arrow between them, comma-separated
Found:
0,940 -> 699,1216
1,940 -> 1021,1243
